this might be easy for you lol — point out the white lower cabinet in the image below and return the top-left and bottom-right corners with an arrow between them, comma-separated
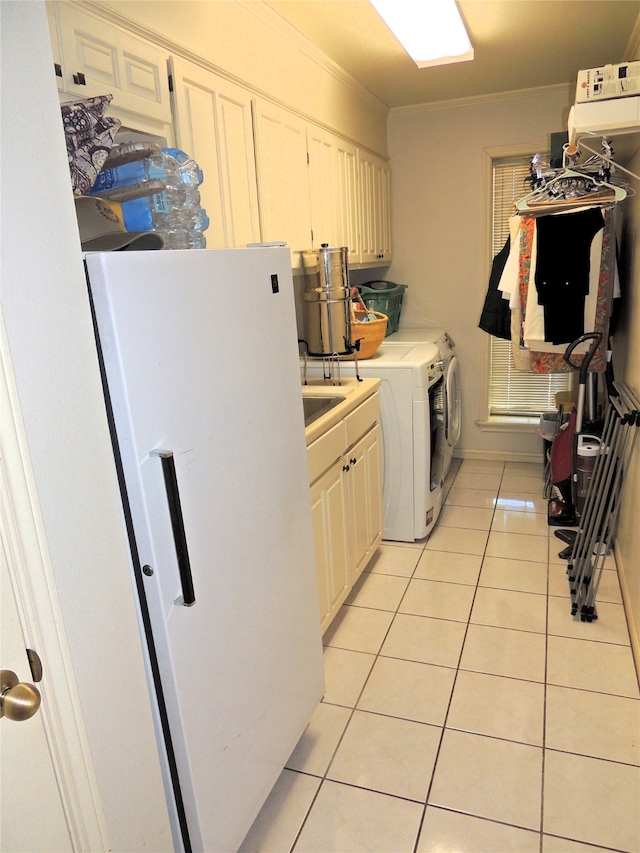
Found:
307,394 -> 383,634
310,460 -> 350,633
348,421 -> 383,581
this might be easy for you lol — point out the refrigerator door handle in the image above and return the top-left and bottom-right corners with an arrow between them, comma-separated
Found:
151,449 -> 196,607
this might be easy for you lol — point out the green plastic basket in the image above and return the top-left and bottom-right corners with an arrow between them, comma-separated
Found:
357,281 -> 407,336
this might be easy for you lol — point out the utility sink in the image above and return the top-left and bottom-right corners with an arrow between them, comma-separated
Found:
302,394 -> 345,426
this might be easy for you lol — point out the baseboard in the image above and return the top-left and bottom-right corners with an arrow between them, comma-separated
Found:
453,449 -> 541,464
615,541 -> 640,685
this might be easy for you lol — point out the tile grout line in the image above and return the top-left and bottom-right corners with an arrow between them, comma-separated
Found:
539,512 -> 552,853
411,459 -> 507,853
291,466 -> 459,851
289,531 -> 431,851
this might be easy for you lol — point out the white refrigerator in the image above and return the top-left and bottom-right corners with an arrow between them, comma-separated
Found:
85,246 -> 324,852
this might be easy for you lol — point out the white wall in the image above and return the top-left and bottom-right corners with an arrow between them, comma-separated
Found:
387,85 -> 573,456
1,4 -> 172,849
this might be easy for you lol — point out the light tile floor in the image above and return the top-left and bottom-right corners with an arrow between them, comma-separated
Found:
240,459 -> 640,853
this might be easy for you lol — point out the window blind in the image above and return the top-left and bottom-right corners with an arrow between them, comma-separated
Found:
488,156 -> 570,415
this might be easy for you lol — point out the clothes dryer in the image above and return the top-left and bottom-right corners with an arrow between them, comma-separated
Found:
386,328 -> 461,479
303,341 -> 444,542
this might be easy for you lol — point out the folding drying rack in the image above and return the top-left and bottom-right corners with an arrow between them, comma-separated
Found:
565,381 -> 640,621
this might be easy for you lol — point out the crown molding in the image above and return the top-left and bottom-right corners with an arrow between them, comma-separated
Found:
390,82 -> 574,116
240,1 -> 389,115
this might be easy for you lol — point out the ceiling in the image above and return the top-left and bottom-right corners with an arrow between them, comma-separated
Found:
263,1 -> 640,109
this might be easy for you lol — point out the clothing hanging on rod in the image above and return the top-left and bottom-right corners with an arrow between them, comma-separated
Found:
481,207 -> 618,373
479,143 -> 626,374
533,206 -> 604,344
477,234 -> 512,340
526,209 -> 617,374
524,222 -> 604,350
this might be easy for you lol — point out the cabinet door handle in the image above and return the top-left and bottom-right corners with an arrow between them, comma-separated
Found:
151,449 -> 196,607
73,72 -> 87,85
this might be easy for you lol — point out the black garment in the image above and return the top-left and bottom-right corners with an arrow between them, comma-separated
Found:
534,208 -> 604,345
478,236 -> 511,340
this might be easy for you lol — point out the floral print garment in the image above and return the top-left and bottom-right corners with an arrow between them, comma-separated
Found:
61,94 -> 121,195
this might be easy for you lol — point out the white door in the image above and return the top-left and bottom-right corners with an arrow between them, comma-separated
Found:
0,559 -> 72,853
0,322 -> 110,853
1,329 -> 71,851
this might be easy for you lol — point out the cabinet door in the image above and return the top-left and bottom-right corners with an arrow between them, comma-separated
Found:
336,138 -> 360,265
253,99 -> 312,269
348,422 -> 383,582
310,462 -> 350,634
54,3 -> 172,125
307,127 -> 341,250
170,57 -> 261,249
375,157 -> 392,262
306,126 -> 360,266
357,150 -> 392,266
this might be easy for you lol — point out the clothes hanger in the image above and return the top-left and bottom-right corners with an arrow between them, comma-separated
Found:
515,168 -> 626,213
515,145 -> 627,214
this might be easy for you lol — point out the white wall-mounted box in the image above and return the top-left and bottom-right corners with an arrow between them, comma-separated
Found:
568,96 -> 640,142
576,62 -> 640,103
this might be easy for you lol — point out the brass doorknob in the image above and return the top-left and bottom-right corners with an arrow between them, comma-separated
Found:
0,670 -> 41,722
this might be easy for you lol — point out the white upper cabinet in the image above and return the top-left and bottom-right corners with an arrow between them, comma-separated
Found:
51,3 -> 172,132
169,57 -> 261,249
47,3 -> 391,267
358,150 -> 392,266
336,139 -> 361,265
253,99 -> 313,269
307,127 -> 360,265
307,127 -> 341,250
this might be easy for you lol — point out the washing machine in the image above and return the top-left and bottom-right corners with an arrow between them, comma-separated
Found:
385,327 -> 461,479
303,340 -> 446,542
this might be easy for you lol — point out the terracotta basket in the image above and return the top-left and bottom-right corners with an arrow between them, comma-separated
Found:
345,309 -> 388,359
